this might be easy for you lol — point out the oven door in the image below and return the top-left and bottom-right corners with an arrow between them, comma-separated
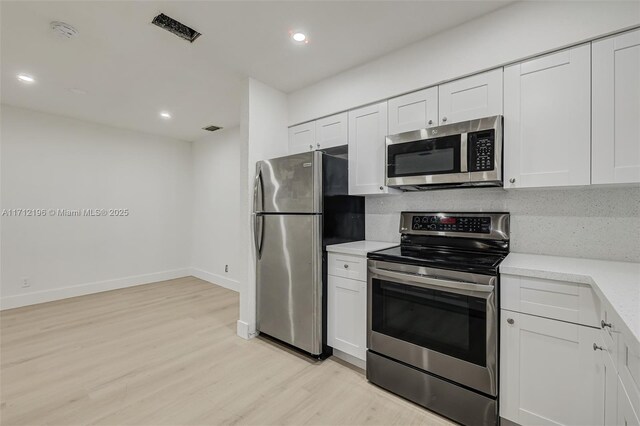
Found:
367,260 -> 498,396
386,131 -> 468,187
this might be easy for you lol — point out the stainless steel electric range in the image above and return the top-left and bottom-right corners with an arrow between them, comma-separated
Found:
366,212 -> 510,426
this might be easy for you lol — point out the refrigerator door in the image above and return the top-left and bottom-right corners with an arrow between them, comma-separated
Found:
256,214 -> 322,355
255,151 -> 322,214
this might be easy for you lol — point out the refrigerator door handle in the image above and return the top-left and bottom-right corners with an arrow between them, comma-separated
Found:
253,166 -> 263,213
253,214 -> 264,259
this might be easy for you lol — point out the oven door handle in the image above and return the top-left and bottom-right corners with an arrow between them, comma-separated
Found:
369,267 -> 495,293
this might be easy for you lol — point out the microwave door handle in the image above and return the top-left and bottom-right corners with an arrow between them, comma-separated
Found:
460,133 -> 468,173
368,266 -> 494,293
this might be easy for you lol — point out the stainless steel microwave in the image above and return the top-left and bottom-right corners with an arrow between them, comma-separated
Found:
385,115 -> 503,190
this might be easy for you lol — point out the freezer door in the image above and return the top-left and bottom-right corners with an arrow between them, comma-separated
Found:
256,214 -> 322,355
255,151 -> 322,213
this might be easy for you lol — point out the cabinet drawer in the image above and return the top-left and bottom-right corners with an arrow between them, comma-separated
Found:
328,253 -> 367,281
501,274 -> 600,327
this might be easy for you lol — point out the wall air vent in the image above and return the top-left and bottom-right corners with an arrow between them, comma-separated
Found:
151,13 -> 201,43
203,125 -> 223,132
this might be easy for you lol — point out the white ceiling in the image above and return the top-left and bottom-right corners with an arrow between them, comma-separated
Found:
1,1 -> 512,141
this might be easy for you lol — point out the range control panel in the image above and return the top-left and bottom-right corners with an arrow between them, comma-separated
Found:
468,129 -> 495,172
411,215 -> 492,234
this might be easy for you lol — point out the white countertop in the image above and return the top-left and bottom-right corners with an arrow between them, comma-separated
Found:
501,252 -> 640,344
326,240 -> 398,256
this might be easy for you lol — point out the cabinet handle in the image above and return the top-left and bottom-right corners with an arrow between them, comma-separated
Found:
601,320 -> 612,329
442,117 -> 447,122
509,178 -> 516,184
428,119 -> 433,125
507,318 -> 514,325
593,343 -> 604,351
317,143 -> 320,148
343,264 -> 349,269
379,186 -> 384,191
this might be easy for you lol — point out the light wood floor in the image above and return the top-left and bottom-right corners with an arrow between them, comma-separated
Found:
1,277 -> 452,426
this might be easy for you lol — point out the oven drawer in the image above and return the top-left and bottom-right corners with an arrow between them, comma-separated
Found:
328,253 -> 367,282
501,274 -> 600,328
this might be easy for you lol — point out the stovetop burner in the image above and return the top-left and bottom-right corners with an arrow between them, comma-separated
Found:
368,245 -> 506,275
368,212 -> 510,276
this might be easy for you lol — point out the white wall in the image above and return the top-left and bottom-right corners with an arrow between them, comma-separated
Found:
366,186 -> 640,263
0,105 -> 193,308
237,78 -> 289,339
191,126 -> 243,291
288,1 -> 640,125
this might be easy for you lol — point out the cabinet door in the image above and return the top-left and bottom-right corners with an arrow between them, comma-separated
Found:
327,275 -> 366,360
592,29 -> 640,184
619,381 -> 640,426
316,112 -> 348,150
388,87 -> 438,134
500,311 -> 604,425
438,68 -> 503,124
603,347 -> 619,426
288,122 -> 316,155
348,102 -> 398,195
504,44 -> 591,188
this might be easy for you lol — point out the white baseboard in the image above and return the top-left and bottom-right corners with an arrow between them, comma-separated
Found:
189,268 -> 239,292
237,320 -> 251,339
0,268 -> 191,310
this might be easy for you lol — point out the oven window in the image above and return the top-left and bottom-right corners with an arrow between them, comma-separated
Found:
387,134 -> 461,178
372,279 -> 487,366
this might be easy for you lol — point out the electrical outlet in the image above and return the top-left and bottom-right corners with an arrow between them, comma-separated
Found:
21,277 -> 30,288
225,265 -> 229,273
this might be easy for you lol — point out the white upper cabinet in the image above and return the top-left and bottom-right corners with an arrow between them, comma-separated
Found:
288,121 -> 316,155
316,112 -> 348,150
504,44 -> 591,188
592,29 -> 640,185
438,68 -> 503,124
387,87 -> 438,134
348,102 -> 398,195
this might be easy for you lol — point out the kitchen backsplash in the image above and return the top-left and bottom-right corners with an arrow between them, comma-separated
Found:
365,186 -> 640,263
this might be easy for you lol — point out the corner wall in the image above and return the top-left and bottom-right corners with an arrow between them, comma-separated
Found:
0,105 -> 193,309
237,78 -> 289,339
190,126 -> 243,291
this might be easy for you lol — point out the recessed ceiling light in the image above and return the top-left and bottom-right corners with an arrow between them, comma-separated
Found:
160,111 -> 172,119
290,31 -> 309,44
17,74 -> 35,83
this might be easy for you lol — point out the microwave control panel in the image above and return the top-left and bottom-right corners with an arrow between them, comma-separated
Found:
468,130 -> 495,172
411,215 -> 491,234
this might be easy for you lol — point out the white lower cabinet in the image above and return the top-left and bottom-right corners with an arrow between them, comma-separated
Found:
618,380 -> 640,426
500,310 -> 604,425
327,252 -> 367,366
501,271 -> 640,426
328,275 -> 366,360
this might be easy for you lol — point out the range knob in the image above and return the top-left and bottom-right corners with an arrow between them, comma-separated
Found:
427,224 -> 437,230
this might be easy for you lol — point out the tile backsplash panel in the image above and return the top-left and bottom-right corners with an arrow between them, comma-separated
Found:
365,186 -> 640,263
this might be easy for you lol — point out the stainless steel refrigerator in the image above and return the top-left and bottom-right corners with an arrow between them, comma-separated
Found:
253,151 -> 364,356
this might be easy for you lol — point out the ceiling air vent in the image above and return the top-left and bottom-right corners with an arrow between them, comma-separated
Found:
202,125 -> 223,132
151,13 -> 201,43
